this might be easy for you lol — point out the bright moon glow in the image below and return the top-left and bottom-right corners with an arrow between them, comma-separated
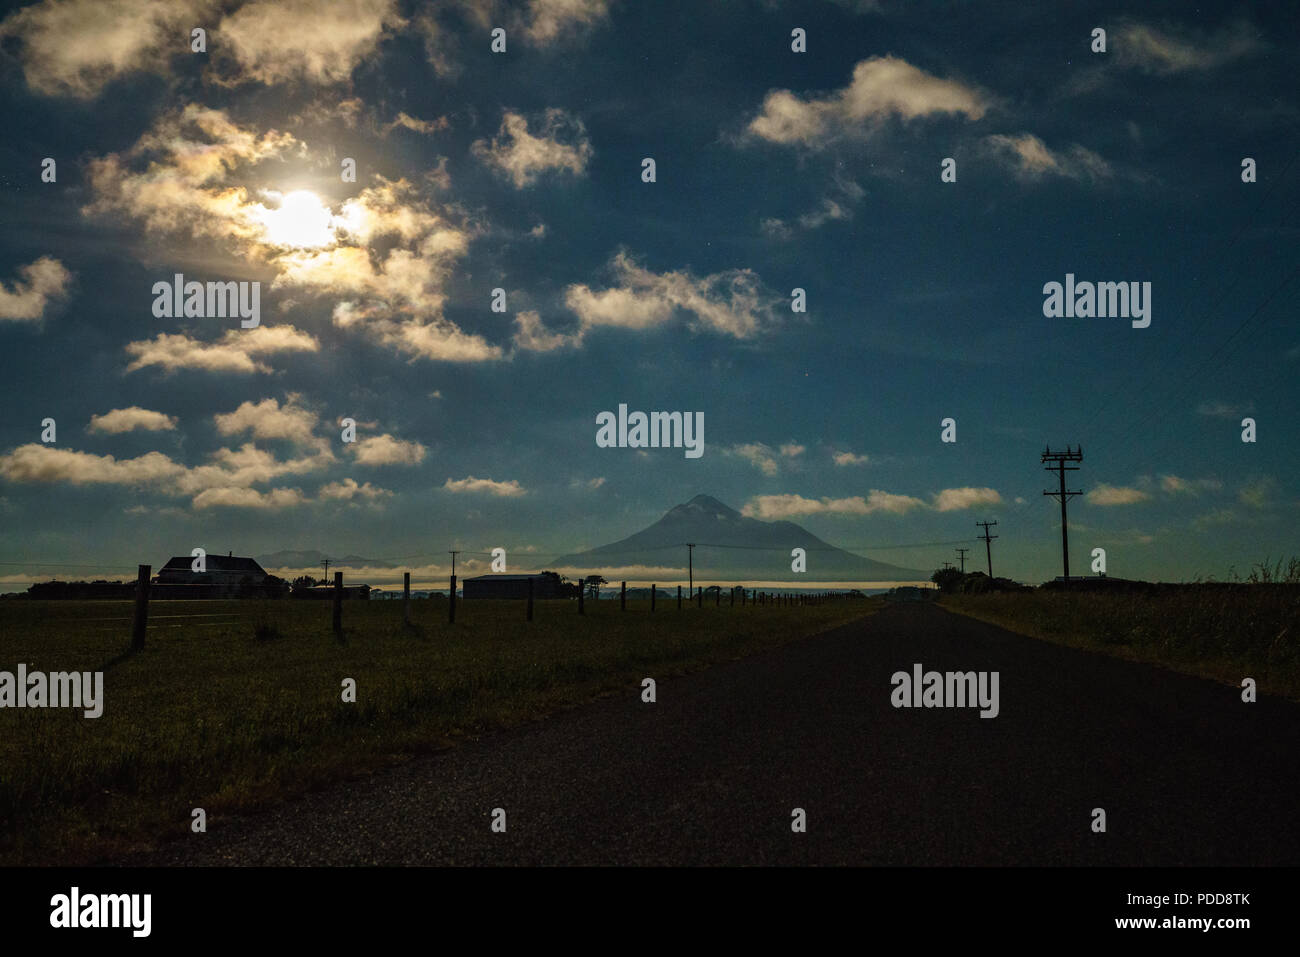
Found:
257,190 -> 336,248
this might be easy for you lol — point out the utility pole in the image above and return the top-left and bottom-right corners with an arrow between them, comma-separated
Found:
320,558 -> 331,581
976,521 -> 998,578
448,550 -> 460,576
955,548 -> 970,573
942,561 -> 954,571
1042,445 -> 1083,583
686,543 -> 695,599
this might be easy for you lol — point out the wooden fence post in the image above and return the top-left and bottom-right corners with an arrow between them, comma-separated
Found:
621,581 -> 626,611
527,576 -> 534,622
730,587 -> 735,607
677,585 -> 682,609
697,586 -> 702,608
403,571 -> 410,625
332,571 -> 343,635
715,587 -> 720,607
651,584 -> 656,611
578,581 -> 585,615
131,564 -> 150,650
449,574 -> 456,623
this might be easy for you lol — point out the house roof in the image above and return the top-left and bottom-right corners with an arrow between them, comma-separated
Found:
160,555 -> 266,574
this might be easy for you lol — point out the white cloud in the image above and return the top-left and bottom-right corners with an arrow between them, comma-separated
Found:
729,443 -> 780,476
214,396 -> 324,450
1086,484 -> 1151,506
779,443 -> 805,458
513,310 -> 577,352
746,56 -> 987,149
191,486 -> 305,509
1238,477 -> 1276,509
0,0 -> 208,98
0,256 -> 72,321
472,109 -> 593,188
87,407 -> 177,434
318,478 -> 391,501
350,434 -> 426,466
1114,18 -> 1262,75
982,133 -> 1113,181
1197,400 -> 1254,419
443,475 -> 526,497
931,487 -> 1002,512
742,490 -> 926,519
565,250 -> 778,340
523,0 -> 611,44
832,450 -> 869,466
1160,474 -> 1223,495
124,326 -> 320,374
215,0 -> 404,86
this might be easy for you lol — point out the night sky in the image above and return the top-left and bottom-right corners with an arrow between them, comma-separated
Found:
0,0 -> 1295,589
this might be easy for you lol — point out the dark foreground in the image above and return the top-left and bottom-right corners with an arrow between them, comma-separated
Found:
124,603 -> 1300,865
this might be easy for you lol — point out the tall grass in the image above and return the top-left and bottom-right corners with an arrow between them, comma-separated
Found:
943,580 -> 1300,700
0,595 -> 876,864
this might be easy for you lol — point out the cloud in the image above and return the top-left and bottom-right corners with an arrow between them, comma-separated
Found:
349,434 -> 427,466
762,178 -> 866,238
742,489 -> 926,519
779,443 -> 805,458
444,476 -> 526,497
523,0 -> 612,44
931,487 -> 1002,512
513,310 -> 577,352
0,0 -> 208,98
981,133 -> 1112,181
85,108 -> 498,365
1197,400 -> 1254,419
745,56 -> 987,149
382,112 -> 449,136
124,326 -> 320,374
472,109 -> 593,188
1160,474 -> 1223,495
565,250 -> 778,340
214,396 -> 326,451
215,0 -> 404,86
0,257 -> 72,321
569,476 -> 606,490
729,443 -> 780,476
191,486 -> 305,509
1086,484 -> 1151,506
0,441 -> 328,502
87,407 -> 177,434
1114,18 -> 1262,75
318,478 -> 391,501
832,450 -> 869,466
1238,477 -> 1276,509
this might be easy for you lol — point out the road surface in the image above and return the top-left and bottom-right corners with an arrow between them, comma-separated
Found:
123,603 -> 1300,865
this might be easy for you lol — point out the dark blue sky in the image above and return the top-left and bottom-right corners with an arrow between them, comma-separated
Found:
0,0 -> 1296,588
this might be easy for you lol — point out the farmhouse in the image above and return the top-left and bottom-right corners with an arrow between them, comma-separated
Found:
462,572 -> 566,599
157,552 -> 269,585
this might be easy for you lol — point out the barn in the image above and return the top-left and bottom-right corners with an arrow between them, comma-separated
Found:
462,572 -> 566,599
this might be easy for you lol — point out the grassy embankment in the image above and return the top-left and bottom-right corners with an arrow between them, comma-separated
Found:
0,594 -> 878,864
941,583 -> 1300,701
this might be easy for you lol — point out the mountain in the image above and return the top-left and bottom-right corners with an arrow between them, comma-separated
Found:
255,550 -> 396,570
549,494 -> 931,582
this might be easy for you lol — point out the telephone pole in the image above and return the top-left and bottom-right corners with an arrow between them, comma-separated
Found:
320,558 -> 331,580
686,543 -> 695,598
955,548 -> 970,573
448,550 -> 460,576
1042,445 -> 1083,582
976,521 -> 998,578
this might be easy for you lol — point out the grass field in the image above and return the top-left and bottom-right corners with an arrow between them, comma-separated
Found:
0,594 -> 878,864
941,585 -> 1300,702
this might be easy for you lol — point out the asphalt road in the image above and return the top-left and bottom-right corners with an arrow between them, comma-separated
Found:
125,603 -> 1300,865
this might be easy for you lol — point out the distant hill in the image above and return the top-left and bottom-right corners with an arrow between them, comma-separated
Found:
255,549 -> 395,570
550,494 -> 931,582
